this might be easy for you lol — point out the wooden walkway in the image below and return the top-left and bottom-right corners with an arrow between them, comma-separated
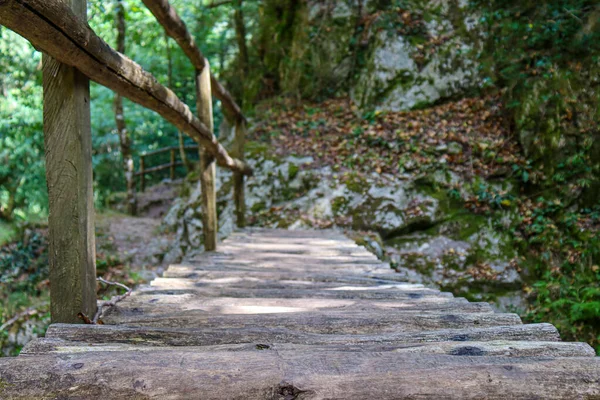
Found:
1,229 -> 599,399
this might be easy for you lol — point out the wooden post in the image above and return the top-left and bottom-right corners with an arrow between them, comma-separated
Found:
170,148 -> 176,180
233,118 -> 246,228
42,0 -> 96,323
140,156 -> 146,192
196,63 -> 218,251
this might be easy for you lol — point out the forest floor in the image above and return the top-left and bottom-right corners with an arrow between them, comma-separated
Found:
0,180 -> 180,356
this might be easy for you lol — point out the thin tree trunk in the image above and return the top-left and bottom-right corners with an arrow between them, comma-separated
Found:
114,0 -> 136,215
165,31 -> 192,173
233,0 -> 249,103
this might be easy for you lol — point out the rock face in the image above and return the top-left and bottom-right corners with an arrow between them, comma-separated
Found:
163,144 -> 520,310
305,0 -> 480,111
352,0 -> 479,111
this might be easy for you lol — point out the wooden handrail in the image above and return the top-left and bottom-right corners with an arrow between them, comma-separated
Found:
0,0 -> 252,176
0,0 -> 250,320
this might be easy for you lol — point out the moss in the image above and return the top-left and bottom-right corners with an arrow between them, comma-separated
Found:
343,172 -> 369,194
331,196 -> 349,215
288,163 -> 300,180
251,201 -> 267,213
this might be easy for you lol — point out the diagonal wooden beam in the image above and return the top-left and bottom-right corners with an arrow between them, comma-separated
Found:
141,0 -> 245,120
0,0 -> 252,175
140,0 -> 245,121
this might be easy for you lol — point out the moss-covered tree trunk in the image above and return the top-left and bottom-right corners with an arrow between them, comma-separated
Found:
113,0 -> 137,215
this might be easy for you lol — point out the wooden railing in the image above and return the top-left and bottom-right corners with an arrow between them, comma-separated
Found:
0,0 -> 249,323
136,145 -> 198,192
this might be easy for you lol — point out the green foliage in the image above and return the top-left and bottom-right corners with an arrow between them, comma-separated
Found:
471,0 -> 600,189
517,202 -> 600,352
0,28 -> 46,221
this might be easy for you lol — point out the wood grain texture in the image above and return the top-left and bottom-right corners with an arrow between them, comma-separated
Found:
0,0 -> 251,175
196,63 -> 218,251
1,351 -> 599,399
42,0 -> 96,323
44,323 -> 563,347
21,337 -> 596,358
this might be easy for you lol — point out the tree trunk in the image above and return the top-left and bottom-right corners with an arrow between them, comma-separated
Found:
114,0 -> 136,215
233,0 -> 248,104
165,31 -> 192,173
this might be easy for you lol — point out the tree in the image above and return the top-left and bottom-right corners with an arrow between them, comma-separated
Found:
113,0 -> 137,215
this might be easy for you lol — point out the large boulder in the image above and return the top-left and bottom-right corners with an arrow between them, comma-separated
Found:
352,0 -> 480,111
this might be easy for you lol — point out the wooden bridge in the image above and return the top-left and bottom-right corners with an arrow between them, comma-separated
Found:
1,228 -> 600,398
0,0 -> 599,398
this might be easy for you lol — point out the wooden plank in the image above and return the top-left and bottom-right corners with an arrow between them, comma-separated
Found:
103,297 -> 493,316
148,276 -> 426,290
0,0 -> 251,175
3,349 -> 599,399
161,266 -> 423,284
44,323 -> 564,347
196,62 -> 218,251
102,309 -> 522,333
133,286 -> 454,300
42,0 -> 96,324
21,338 -> 596,358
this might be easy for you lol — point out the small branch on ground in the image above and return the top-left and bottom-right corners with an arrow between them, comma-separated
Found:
81,277 -> 133,324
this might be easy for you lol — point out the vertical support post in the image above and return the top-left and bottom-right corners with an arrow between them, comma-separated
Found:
170,148 -> 176,180
140,156 -> 146,193
233,118 -> 246,228
42,0 -> 96,323
196,63 -> 217,251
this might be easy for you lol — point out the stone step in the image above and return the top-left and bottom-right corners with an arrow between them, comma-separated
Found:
44,323 -> 562,347
22,337 -> 596,358
2,349 -> 599,399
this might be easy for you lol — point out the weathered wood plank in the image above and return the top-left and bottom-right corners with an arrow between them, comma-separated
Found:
196,62 -> 218,251
44,323 -> 562,347
2,350 -> 599,399
133,286 -> 454,300
102,309 -> 521,333
103,297 -> 494,318
0,0 -> 251,175
21,338 -> 595,358
162,266 -> 419,284
42,0 -> 96,323
148,277 -> 426,290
